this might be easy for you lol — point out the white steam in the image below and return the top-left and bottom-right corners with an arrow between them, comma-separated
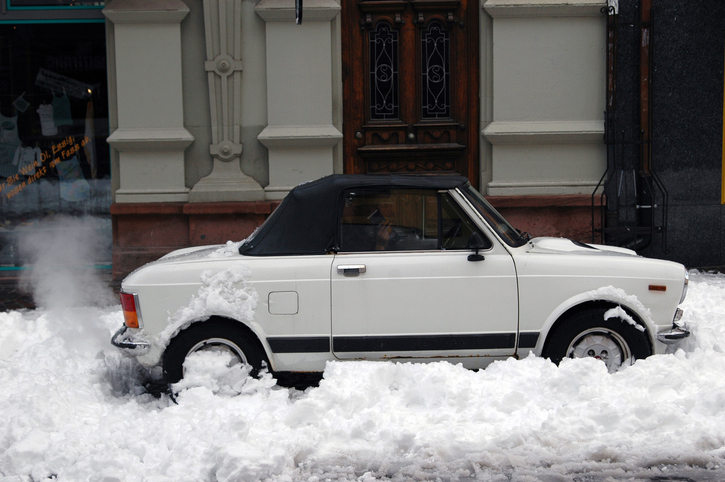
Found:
16,215 -> 115,309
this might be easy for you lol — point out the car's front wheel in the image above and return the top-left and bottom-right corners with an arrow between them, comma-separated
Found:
542,308 -> 651,372
162,319 -> 267,384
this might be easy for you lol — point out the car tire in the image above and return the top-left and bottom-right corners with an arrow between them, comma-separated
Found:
542,308 -> 651,372
162,319 -> 268,384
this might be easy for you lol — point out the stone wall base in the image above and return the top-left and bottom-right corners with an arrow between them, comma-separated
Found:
488,195 -> 602,245
111,201 -> 280,281
112,195 -> 600,280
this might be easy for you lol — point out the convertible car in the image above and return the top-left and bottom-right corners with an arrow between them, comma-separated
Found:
113,174 -> 689,384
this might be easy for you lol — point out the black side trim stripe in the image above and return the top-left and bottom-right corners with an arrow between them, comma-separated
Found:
518,332 -> 540,349
267,336 -> 331,353
268,333 -> 524,354
333,333 -> 516,353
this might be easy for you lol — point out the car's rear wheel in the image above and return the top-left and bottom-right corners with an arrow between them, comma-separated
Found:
542,308 -> 651,373
163,319 -> 267,384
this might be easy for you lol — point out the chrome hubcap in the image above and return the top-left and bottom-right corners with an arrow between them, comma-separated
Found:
185,338 -> 247,372
567,328 -> 631,372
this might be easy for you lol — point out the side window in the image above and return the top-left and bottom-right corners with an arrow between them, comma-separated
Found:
440,193 -> 492,250
339,188 -> 491,252
339,188 -> 439,252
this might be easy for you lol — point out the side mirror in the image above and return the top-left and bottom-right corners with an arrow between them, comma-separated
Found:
467,232 -> 487,262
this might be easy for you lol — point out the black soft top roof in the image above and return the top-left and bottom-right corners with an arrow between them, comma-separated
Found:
239,174 -> 470,256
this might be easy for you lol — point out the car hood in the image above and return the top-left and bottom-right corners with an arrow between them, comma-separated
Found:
126,245 -> 227,275
158,245 -> 225,261
525,237 -> 638,257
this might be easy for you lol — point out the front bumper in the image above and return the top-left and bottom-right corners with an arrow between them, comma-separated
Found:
111,326 -> 151,356
657,325 -> 690,344
656,308 -> 690,345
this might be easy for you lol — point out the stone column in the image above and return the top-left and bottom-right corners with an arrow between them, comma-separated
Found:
255,0 -> 343,200
104,0 -> 195,203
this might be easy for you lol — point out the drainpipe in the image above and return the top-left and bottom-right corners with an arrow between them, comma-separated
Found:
600,0 -> 618,246
626,0 -> 654,251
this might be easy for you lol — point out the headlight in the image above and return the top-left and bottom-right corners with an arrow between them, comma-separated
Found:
680,269 -> 689,304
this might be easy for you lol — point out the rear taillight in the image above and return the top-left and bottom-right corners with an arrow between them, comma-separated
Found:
120,291 -> 140,329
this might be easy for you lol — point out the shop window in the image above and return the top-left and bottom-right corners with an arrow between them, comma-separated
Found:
0,21 -> 110,266
8,1 -> 104,7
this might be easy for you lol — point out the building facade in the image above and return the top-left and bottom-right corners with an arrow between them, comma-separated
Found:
104,0 -> 612,279
0,0 -> 721,279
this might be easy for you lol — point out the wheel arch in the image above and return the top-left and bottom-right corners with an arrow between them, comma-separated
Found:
536,299 -> 655,358
166,315 -> 277,372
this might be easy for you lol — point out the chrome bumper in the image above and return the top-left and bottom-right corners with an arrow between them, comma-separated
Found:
657,326 -> 690,344
657,308 -> 690,345
111,326 -> 151,355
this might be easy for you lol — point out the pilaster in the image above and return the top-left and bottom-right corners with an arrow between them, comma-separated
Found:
481,0 -> 607,196
256,0 -> 343,200
104,0 -> 194,203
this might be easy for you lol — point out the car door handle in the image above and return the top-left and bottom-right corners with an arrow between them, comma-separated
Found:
337,264 -> 366,275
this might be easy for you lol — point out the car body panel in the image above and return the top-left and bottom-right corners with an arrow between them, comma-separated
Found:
330,245 -> 518,365
511,239 -> 686,357
123,253 -> 335,371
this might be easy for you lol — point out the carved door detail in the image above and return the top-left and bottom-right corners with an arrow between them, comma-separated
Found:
342,0 -> 479,185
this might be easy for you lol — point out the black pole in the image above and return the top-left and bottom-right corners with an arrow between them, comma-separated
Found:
296,0 -> 303,24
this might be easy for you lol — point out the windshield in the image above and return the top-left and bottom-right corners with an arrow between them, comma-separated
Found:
460,184 -> 530,247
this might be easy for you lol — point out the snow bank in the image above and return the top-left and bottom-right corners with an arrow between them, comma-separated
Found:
157,266 -> 259,354
1,271 -> 724,481
584,285 -> 653,328
208,240 -> 245,258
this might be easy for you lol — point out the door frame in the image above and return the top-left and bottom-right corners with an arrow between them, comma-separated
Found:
341,0 -> 481,187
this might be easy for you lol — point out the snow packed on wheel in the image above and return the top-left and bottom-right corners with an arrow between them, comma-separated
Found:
112,174 -> 690,383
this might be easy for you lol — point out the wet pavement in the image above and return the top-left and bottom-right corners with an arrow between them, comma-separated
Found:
0,272 -> 35,311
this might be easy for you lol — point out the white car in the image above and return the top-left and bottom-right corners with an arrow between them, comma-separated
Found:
113,174 -> 689,385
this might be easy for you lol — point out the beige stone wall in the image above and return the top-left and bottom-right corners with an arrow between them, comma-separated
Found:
105,0 -> 342,204
104,0 -> 605,203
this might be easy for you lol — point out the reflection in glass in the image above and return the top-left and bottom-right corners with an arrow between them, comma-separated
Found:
0,22 -> 110,266
9,1 -> 104,7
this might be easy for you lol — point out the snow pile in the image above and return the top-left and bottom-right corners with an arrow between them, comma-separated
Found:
585,285 -> 653,328
209,240 -> 246,258
160,266 -> 258,349
0,271 -> 725,481
604,305 -> 645,331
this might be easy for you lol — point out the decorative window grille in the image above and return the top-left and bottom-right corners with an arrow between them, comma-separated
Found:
369,22 -> 399,121
421,20 -> 451,119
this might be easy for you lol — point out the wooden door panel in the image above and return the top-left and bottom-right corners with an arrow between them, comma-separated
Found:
342,0 -> 479,185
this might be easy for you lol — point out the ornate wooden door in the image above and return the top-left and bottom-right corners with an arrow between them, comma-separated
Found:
342,0 -> 479,185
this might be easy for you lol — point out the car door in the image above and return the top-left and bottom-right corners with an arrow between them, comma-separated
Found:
331,187 -> 518,367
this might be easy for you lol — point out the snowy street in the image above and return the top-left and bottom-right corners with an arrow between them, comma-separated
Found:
2,271 -> 725,481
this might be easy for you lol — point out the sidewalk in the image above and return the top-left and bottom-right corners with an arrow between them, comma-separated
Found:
0,272 -> 34,311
